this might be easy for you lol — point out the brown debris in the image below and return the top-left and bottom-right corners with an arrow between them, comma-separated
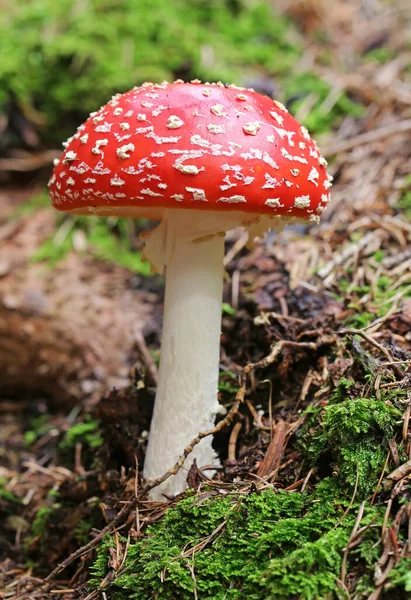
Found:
0,210 -> 153,405
256,418 -> 289,479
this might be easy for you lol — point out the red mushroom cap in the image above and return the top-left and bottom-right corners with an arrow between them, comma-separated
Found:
48,81 -> 331,222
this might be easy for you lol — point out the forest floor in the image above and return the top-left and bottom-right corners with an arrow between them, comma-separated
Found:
1,1 -> 411,599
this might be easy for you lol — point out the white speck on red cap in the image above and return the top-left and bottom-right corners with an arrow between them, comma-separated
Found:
174,164 -> 204,175
63,150 -> 77,165
217,195 -> 246,203
152,105 -> 168,117
166,115 -> 185,129
92,139 -> 108,155
262,174 -> 280,189
270,111 -> 284,125
116,143 -> 135,159
265,198 -> 282,208
210,104 -> 227,117
62,136 -> 73,148
281,147 -> 308,164
243,122 -> 260,136
300,126 -> 311,140
186,187 -> 207,201
141,188 -> 163,197
273,100 -> 287,112
110,175 -> 125,187
308,166 -> 320,186
207,124 -> 226,134
294,195 -> 310,209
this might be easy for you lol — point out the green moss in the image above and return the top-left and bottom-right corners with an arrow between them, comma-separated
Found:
222,302 -> 236,316
59,417 -> 103,450
262,528 -> 347,599
301,390 -> 402,495
0,477 -> 22,504
364,47 -> 397,63
0,0 -> 299,145
340,271 -> 411,329
32,232 -> 74,267
74,519 -> 93,545
284,73 -> 365,133
24,414 -> 52,447
90,484 -> 388,599
8,192 -> 50,220
31,503 -> 60,538
386,559 -> 411,594
397,177 -> 411,219
218,370 -> 239,393
33,214 -> 152,275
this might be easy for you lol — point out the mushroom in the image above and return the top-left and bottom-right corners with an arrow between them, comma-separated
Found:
48,80 -> 331,499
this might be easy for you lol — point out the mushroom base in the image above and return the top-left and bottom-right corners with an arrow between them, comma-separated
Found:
143,230 -> 224,500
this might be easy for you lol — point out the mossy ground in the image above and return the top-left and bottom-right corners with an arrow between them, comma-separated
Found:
90,483 -> 388,600
87,381 -> 410,599
1,0 -> 362,149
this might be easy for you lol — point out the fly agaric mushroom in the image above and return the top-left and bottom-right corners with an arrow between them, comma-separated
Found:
48,80 -> 331,499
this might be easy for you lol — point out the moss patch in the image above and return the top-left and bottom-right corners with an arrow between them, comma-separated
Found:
59,417 -> 103,451
337,271 -> 411,330
0,0 -> 298,144
90,482 -> 392,599
32,213 -> 152,275
300,380 -> 404,495
0,0 -> 366,148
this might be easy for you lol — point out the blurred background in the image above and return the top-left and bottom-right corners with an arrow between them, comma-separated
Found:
1,0 -> 410,271
1,1 -> 411,596
1,0 -> 408,169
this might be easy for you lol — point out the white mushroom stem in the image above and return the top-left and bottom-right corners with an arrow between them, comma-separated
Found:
143,231 -> 225,499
